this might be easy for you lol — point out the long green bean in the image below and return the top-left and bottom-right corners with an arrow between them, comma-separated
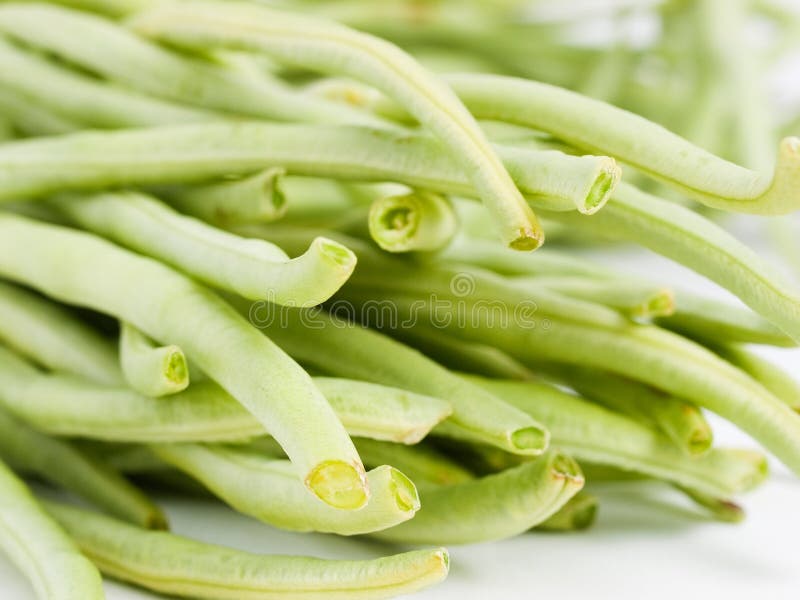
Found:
445,73 -> 800,215
57,191 -> 356,307
0,279 -> 122,385
0,407 -> 165,529
0,461 -> 104,600
468,376 -> 767,497
0,88 -> 82,136
119,321 -> 189,397
161,168 -> 287,226
0,214 -> 367,510
44,500 -> 450,600
542,183 -> 800,344
0,2 -> 372,124
153,443 -> 419,535
130,0 -> 543,250
0,346 -> 450,444
0,35 -> 215,128
711,344 -> 800,412
372,451 -> 583,545
532,362 -> 713,456
0,122 -> 617,215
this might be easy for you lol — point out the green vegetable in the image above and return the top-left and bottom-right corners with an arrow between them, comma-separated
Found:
0,214 -> 368,510
0,407 -> 165,529
368,190 -> 457,253
119,321 -> 189,397
44,500 -> 450,600
0,461 -> 104,600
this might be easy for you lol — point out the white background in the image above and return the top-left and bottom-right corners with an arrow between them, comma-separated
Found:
2,230 -> 799,600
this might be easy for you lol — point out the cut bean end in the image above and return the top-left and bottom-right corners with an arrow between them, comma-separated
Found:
582,161 -> 621,215
164,348 -> 188,386
314,237 -> 357,272
306,460 -> 369,510
510,425 -> 550,455
389,467 -> 421,513
509,228 -> 544,252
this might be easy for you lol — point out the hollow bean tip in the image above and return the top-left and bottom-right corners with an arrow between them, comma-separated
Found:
368,195 -> 418,252
164,347 -> 189,387
386,466 -> 421,514
645,288 -> 676,318
730,450 -> 770,490
581,158 -> 622,215
509,425 -> 550,456
685,426 -> 713,457
550,452 -> 584,487
715,499 -> 746,524
312,237 -> 358,273
306,460 -> 370,510
508,226 -> 544,252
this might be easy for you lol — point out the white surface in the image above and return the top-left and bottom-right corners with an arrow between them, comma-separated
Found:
2,239 -> 800,600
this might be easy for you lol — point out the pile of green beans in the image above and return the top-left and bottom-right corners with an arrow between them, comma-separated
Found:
0,1 -> 798,599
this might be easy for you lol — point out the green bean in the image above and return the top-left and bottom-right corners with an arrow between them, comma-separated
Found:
244,303 -> 550,456
0,279 -> 122,385
372,451 -> 583,545
57,191 -> 356,307
0,87 -> 82,136
312,377 -> 452,444
533,363 -> 713,456
153,443 -> 419,535
710,344 -> 800,412
467,376 -> 768,497
445,73 -> 800,215
655,290 -> 793,347
0,214 -> 367,510
353,438 -> 474,486
530,276 -> 676,319
0,407 -> 166,529
0,122 -> 617,217
0,347 -> 450,444
0,3 -> 371,124
436,234 -> 611,278
130,0 -> 543,250
676,487 -> 745,523
0,35 -> 215,129
542,183 -> 800,344
162,168 -> 287,226
0,461 -> 104,600
119,321 -> 189,397
368,190 -> 457,253
387,325 -> 536,381
44,500 -> 450,600
535,492 -> 599,532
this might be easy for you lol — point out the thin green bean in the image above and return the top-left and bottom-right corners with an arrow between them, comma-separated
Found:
0,407 -> 166,529
0,34 -> 215,128
119,321 -> 189,397
44,500 -> 450,600
162,168 -> 287,226
56,191 -> 356,307
542,183 -> 800,344
0,2 -> 372,124
353,438 -> 475,486
468,376 -> 767,497
535,492 -> 599,532
0,122 -> 618,216
0,461 -> 104,600
446,72 -> 800,214
372,451 -> 583,545
153,443 -> 419,535
533,362 -> 713,456
0,214 -> 367,510
0,346 -> 450,444
0,279 -> 122,384
0,87 -> 82,136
